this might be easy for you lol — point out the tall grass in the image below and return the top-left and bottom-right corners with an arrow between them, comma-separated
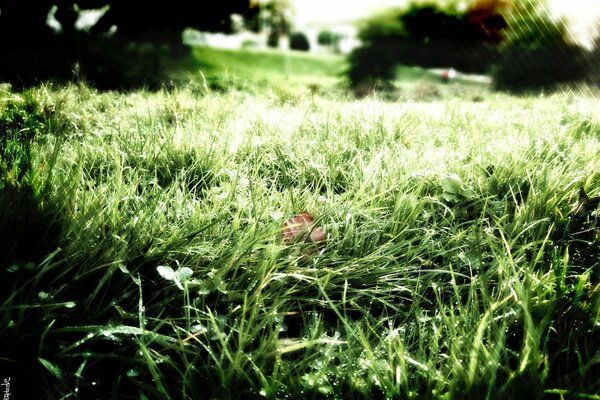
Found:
1,82 -> 599,399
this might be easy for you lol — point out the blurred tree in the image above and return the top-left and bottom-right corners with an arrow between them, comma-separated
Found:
289,32 -> 309,51
500,0 -> 566,50
267,30 -> 280,48
491,0 -> 589,92
78,0 -> 251,35
317,30 -> 342,53
0,0 -> 54,37
0,0 -> 254,40
243,0 -> 291,35
244,0 -> 292,51
0,0 -> 255,89
400,5 -> 475,41
467,0 -> 510,44
347,1 -> 508,89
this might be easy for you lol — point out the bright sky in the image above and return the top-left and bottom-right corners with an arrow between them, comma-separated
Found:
547,0 -> 600,49
291,0 -> 410,25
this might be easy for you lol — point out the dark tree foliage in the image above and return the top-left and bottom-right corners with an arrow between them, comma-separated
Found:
0,0 -> 54,37
267,30 -> 280,48
77,0 -> 251,35
347,39 -> 398,85
467,0 -> 509,45
400,5 -> 480,41
242,0 -> 290,35
317,30 -> 338,46
289,32 -> 310,51
0,0 -> 254,90
492,45 -> 589,93
317,30 -> 341,53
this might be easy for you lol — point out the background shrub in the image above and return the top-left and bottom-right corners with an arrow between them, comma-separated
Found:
289,31 -> 310,51
317,30 -> 337,46
347,40 -> 399,87
491,44 -> 589,92
317,30 -> 342,53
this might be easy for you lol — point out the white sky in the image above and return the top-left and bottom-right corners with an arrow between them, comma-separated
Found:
547,0 -> 600,49
291,0 -> 411,25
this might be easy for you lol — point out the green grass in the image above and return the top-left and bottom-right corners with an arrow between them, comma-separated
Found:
175,46 -> 347,92
191,46 -> 344,79
1,79 -> 600,400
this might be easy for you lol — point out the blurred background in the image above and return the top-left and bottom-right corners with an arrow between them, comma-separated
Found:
0,0 -> 599,94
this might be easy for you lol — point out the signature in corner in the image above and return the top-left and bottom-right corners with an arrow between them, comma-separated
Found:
1,377 -> 10,400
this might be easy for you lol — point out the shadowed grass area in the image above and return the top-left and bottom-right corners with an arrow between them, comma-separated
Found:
1,83 -> 599,399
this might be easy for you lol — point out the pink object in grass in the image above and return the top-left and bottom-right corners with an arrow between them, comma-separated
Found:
282,210 -> 326,245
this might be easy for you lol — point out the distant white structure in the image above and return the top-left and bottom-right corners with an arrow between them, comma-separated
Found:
183,28 -> 270,50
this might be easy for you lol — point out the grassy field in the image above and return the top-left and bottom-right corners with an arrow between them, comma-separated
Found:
173,46 -> 489,101
1,48 -> 600,399
186,46 -> 346,87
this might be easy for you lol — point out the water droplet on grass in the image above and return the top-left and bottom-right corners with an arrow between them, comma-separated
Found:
191,324 -> 208,334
